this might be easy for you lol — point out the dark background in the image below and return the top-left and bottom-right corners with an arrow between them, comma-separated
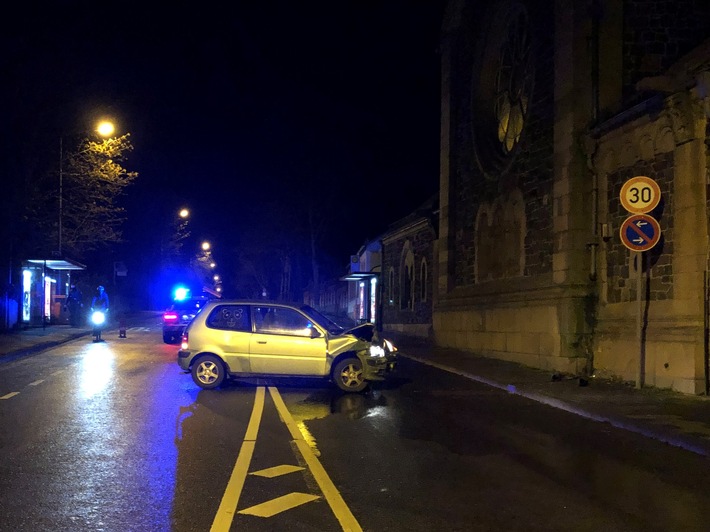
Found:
2,1 -> 445,305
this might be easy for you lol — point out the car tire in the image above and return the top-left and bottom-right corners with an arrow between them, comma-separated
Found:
191,354 -> 226,389
333,357 -> 367,393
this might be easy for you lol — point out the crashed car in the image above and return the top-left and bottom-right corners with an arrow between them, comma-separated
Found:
177,300 -> 397,392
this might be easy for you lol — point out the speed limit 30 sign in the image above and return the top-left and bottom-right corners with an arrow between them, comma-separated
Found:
620,176 -> 661,214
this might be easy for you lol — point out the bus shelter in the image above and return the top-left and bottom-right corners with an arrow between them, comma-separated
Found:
22,258 -> 86,326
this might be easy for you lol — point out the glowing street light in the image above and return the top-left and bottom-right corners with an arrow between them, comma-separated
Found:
201,241 -> 211,251
179,208 -> 189,219
96,121 -> 115,137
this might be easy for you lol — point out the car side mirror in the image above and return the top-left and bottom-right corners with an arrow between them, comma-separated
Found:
310,328 -> 322,339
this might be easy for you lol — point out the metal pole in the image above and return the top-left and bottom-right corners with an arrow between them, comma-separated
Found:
42,260 -> 47,330
59,137 -> 63,257
705,269 -> 709,396
636,252 -> 643,389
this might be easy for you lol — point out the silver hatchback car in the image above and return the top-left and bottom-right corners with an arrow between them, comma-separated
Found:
177,300 -> 397,392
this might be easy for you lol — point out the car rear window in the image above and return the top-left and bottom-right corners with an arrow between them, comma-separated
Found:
206,305 -> 251,332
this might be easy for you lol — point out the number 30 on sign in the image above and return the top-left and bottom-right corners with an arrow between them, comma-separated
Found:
620,176 -> 661,214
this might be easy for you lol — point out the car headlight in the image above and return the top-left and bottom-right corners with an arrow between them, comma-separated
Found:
91,311 -> 106,326
369,345 -> 386,358
383,339 -> 396,353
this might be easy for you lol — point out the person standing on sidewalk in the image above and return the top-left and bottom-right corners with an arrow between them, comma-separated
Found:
65,284 -> 84,327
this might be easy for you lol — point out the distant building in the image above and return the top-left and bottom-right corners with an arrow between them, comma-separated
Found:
340,240 -> 383,326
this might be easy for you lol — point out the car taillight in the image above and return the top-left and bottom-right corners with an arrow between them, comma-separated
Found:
180,332 -> 189,350
163,312 -> 179,323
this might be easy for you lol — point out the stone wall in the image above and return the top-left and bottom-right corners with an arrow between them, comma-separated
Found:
382,218 -> 437,338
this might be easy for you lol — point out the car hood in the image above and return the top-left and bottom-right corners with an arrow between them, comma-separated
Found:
341,322 -> 376,342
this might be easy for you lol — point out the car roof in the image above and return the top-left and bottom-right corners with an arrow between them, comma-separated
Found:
203,299 -> 304,308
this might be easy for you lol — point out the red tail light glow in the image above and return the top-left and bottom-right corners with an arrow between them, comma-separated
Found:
163,312 -> 179,323
180,332 -> 189,350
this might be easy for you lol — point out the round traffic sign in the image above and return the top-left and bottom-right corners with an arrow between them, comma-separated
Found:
620,176 -> 661,214
619,214 -> 661,252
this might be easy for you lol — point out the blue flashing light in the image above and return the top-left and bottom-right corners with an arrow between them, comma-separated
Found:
174,286 -> 190,301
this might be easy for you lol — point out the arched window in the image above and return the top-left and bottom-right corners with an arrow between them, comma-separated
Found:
400,241 -> 415,311
420,259 -> 428,302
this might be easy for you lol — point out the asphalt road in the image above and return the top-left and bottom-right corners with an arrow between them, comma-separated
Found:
1,324 -> 709,531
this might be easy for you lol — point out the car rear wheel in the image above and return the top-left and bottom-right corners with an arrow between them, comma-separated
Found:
191,354 -> 226,389
333,357 -> 367,392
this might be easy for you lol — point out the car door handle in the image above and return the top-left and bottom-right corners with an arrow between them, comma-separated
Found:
257,340 -> 267,344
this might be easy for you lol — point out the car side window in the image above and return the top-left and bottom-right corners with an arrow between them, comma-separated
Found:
206,305 -> 250,332
254,306 -> 314,337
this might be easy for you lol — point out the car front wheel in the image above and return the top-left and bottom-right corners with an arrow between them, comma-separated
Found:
333,357 -> 367,392
191,354 -> 226,389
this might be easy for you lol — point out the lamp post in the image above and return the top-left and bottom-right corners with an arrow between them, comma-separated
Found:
58,136 -> 64,256
194,241 -> 222,296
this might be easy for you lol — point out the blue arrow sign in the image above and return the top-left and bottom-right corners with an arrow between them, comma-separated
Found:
620,214 -> 661,252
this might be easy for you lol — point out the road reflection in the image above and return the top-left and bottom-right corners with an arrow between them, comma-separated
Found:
78,341 -> 115,399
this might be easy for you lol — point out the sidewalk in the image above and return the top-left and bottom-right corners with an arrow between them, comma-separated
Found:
0,324 -> 92,361
0,312 -> 158,362
1,321 -> 708,457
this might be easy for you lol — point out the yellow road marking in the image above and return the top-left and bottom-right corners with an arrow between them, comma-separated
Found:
251,464 -> 304,478
210,386 -> 265,532
238,492 -> 320,517
1,392 -> 19,400
29,380 -> 44,386
268,387 -> 363,532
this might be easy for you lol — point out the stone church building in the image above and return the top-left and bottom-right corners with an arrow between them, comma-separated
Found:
433,0 -> 710,394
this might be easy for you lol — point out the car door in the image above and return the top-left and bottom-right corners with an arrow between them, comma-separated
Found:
249,305 -> 327,376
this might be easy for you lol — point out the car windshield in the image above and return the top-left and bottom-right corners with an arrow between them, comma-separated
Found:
299,305 -> 346,335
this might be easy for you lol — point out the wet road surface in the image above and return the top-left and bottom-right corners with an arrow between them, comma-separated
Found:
1,324 -> 709,531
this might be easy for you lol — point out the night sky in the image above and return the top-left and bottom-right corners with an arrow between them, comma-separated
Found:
4,1 -> 445,294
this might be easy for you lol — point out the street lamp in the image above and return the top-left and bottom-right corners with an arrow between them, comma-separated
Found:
173,207 -> 190,256
96,121 -> 115,137
58,120 -> 115,256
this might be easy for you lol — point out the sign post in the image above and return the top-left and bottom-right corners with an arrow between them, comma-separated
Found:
619,176 -> 661,389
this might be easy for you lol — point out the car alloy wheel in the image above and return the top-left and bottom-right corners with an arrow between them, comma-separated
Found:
191,354 -> 225,389
333,357 -> 367,393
